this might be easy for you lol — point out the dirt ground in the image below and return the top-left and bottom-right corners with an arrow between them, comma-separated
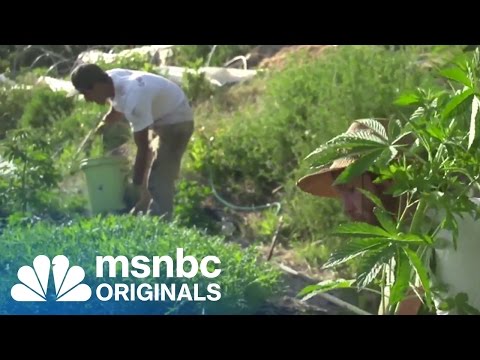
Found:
254,243 -> 379,315
217,216 -> 379,315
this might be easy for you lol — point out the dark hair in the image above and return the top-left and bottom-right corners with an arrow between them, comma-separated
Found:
70,63 -> 110,92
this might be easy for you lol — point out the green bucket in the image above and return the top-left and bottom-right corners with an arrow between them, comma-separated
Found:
80,156 -> 129,215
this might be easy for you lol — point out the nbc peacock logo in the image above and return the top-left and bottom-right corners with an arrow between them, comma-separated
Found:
11,255 -> 92,302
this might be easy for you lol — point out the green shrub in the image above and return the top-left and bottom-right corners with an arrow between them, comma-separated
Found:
0,129 -> 61,214
0,86 -> 33,139
0,215 -> 281,315
19,86 -> 75,129
174,179 -> 217,233
195,45 -> 462,266
181,59 -> 216,105
210,46 -> 445,191
298,50 -> 480,313
0,92 -> 106,219
96,53 -> 156,73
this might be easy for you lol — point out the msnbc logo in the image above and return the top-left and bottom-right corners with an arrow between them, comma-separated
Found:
11,255 -> 92,302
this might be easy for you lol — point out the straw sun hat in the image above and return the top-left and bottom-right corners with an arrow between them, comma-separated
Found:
296,120 -> 387,198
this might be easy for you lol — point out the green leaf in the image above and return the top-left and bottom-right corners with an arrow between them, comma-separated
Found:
356,245 -> 394,288
373,207 -> 397,235
388,119 -> 402,140
399,233 -> 434,245
305,142 -> 343,161
297,279 -> 355,299
305,142 -> 367,168
440,67 -> 473,88
410,107 -> 425,121
335,222 -> 391,238
468,96 -> 479,149
442,88 -> 474,119
355,119 -> 388,140
389,251 -> 411,305
333,149 -> 384,185
426,124 -> 446,142
339,130 -> 387,144
403,247 -> 432,307
323,237 -> 386,269
374,147 -> 399,169
394,93 -> 420,106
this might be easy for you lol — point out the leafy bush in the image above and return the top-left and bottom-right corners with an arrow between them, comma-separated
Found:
0,215 -> 281,315
0,86 -> 33,139
196,46 -> 460,266
0,129 -> 61,213
96,53 -> 156,73
19,86 -> 75,129
181,59 -> 216,105
0,87 -> 108,220
174,179 -> 217,232
210,46 -> 447,191
298,49 -> 480,314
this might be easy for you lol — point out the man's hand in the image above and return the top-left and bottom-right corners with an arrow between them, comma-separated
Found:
124,183 -> 151,215
129,185 -> 152,215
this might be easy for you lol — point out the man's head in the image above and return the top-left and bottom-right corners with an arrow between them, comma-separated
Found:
70,63 -> 113,105
297,120 -> 396,225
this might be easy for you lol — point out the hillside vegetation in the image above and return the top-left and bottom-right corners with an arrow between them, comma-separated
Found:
0,44 -> 473,314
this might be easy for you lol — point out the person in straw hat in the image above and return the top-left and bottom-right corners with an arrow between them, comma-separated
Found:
297,119 -> 411,314
296,119 -> 480,315
297,120 -> 399,226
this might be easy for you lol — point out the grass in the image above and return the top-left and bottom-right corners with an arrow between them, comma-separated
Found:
0,215 -> 281,315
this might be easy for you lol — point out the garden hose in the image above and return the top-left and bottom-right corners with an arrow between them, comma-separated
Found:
198,127 -> 282,216
203,135 -> 284,260
208,170 -> 282,215
206,161 -> 282,216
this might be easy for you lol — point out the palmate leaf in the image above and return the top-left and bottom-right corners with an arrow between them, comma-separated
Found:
439,66 -> 473,88
373,207 -> 397,235
388,119 -> 403,140
335,222 -> 392,238
389,250 -> 412,306
337,129 -> 387,144
305,137 -> 383,159
323,237 -> 387,269
333,149 -> 384,185
297,279 -> 355,299
355,118 -> 388,141
305,125 -> 388,164
335,222 -> 427,245
398,233 -> 434,245
374,146 -> 399,169
403,247 -> 433,308
394,92 -> 421,106
442,88 -> 474,119
426,124 -> 446,142
356,244 -> 395,288
410,106 -> 425,121
305,138 -> 388,170
304,142 -> 358,168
